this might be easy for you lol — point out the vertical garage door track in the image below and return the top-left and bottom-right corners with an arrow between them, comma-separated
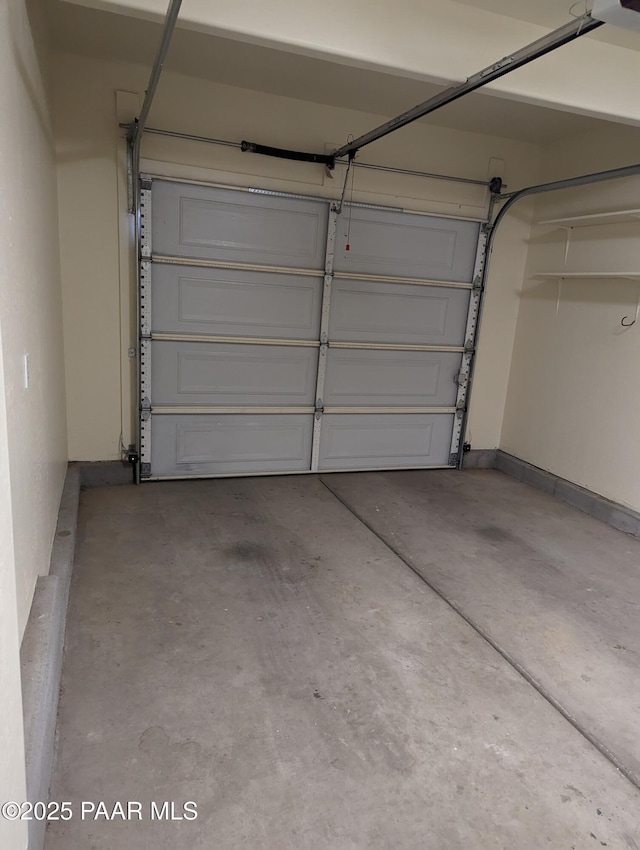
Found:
46,472 -> 640,849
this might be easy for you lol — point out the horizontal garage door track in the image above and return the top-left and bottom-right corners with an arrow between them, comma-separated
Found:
46,472 -> 640,849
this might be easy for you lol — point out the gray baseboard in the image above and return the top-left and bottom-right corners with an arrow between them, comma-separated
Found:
495,450 -> 640,538
20,465 -> 80,850
77,460 -> 133,487
461,449 -> 497,470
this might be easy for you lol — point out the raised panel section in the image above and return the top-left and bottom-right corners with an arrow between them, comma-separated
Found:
333,207 -> 480,281
151,414 -> 313,475
152,181 -> 328,269
323,350 -> 461,407
329,279 -> 470,346
151,341 -> 317,406
152,264 -> 322,340
318,413 -> 454,470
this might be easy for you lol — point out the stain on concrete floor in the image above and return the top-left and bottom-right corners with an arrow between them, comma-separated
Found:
46,472 -> 640,849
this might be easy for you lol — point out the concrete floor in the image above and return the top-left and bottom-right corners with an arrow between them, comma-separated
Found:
46,470 -> 640,850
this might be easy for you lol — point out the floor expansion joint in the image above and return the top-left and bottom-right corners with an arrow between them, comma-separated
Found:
319,475 -> 640,793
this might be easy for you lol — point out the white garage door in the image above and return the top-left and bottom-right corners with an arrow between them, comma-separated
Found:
139,177 -> 483,479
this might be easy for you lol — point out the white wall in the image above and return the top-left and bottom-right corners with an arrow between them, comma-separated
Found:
53,50 -> 540,460
501,123 -> 640,512
0,334 -> 28,850
0,0 -> 68,639
0,0 -> 68,844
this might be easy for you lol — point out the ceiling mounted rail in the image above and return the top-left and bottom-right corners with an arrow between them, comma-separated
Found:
331,13 -> 604,159
495,161 -> 640,204
237,13 -> 604,168
126,5 -> 604,179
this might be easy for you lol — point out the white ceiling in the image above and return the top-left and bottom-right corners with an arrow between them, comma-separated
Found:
47,0 -> 621,145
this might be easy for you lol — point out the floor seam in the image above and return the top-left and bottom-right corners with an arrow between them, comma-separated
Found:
319,475 -> 640,794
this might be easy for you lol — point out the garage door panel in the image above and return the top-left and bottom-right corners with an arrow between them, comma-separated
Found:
330,279 -> 470,346
151,341 -> 318,406
333,207 -> 480,281
151,182 -> 328,269
144,179 -> 480,478
318,414 -> 454,470
151,414 -> 313,475
323,350 -> 461,407
152,264 -> 322,340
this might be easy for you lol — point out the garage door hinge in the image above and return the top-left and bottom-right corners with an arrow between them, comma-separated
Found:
456,401 -> 466,417
454,371 -> 467,387
464,340 -> 475,353
141,398 -> 151,411
449,452 -> 459,467
472,276 -> 484,291
315,399 -> 324,417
